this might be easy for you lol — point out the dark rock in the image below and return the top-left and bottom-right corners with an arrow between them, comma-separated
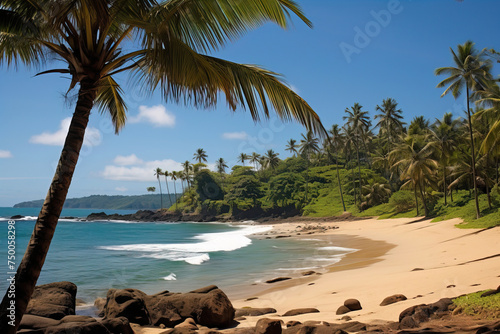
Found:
189,285 -> 218,293
399,316 -> 418,329
286,321 -> 302,327
340,316 -> 351,321
481,286 -> 500,297
282,308 -> 320,316
44,321 -> 110,334
412,268 -> 425,271
10,215 -> 24,219
343,299 -> 362,311
26,281 -> 77,320
336,306 -> 351,315
59,315 -> 97,323
95,297 -> 107,317
175,318 -> 198,330
256,318 -> 282,334
103,286 -> 234,328
380,294 -> 407,306
18,315 -> 61,330
266,277 -> 292,284
429,298 -> 453,312
302,271 -> 316,276
245,297 -> 258,301
399,304 -> 426,322
100,316 -> 134,334
235,308 -> 277,317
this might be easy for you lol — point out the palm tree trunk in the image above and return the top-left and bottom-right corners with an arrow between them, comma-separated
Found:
0,79 -> 97,333
164,177 -> 171,209
333,151 -> 346,212
442,163 -> 447,205
173,182 -> 178,211
414,185 -> 419,216
157,176 -> 163,210
355,145 -> 363,209
418,182 -> 429,217
466,85 -> 480,219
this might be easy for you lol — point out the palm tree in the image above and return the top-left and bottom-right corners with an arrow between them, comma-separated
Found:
182,161 -> 192,188
216,157 -> 229,182
238,153 -> 249,166
154,167 -> 164,209
163,171 -> 172,208
194,148 -> 208,164
263,149 -> 280,169
374,98 -> 405,152
286,139 -> 298,157
249,152 -> 261,170
171,171 -> 179,211
435,40 -> 492,219
344,103 -> 370,207
299,131 -> 320,202
0,1 -> 327,328
429,113 -> 460,205
327,124 -> 346,211
147,186 -> 156,193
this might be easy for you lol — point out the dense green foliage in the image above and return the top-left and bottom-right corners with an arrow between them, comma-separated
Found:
14,194 -> 180,210
453,290 -> 500,319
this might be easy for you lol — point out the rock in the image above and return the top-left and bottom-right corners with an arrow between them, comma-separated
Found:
335,306 -> 351,315
411,268 -> 424,271
256,318 -> 282,334
399,316 -> 418,329
18,315 -> 61,330
266,277 -> 292,284
175,318 -> 198,330
10,214 -> 24,219
94,297 -> 107,317
282,308 -> 320,316
286,321 -> 302,327
481,286 -> 500,297
59,315 -> 97,323
235,308 -> 277,317
44,320 -> 110,334
343,299 -> 362,311
245,297 -> 258,301
26,281 -> 77,320
100,316 -> 134,334
103,285 -> 234,328
340,316 -> 351,321
380,294 -> 407,306
302,271 -> 316,276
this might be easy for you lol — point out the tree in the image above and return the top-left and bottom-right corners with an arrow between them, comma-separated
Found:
163,171 -> 172,208
226,175 -> 263,207
182,161 -> 193,187
216,157 -> 228,186
263,149 -> 280,169
249,152 -> 261,170
374,98 -> 405,152
435,40 -> 492,218
0,2 -> 326,328
326,124 -> 346,211
171,171 -> 179,211
194,148 -> 208,164
238,153 -> 249,166
154,167 -> 164,209
147,186 -> 156,193
286,139 -> 298,157
299,131 -> 319,202
267,172 -> 305,207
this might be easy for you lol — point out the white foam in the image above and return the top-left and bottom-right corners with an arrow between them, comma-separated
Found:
318,246 -> 357,252
163,273 -> 177,281
98,225 -> 271,265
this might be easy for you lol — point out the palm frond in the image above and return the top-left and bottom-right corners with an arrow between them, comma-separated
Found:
95,76 -> 127,133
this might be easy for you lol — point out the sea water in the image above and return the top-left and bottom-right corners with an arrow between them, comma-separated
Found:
0,207 -> 355,303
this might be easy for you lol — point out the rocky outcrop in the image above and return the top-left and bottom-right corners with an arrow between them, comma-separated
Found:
26,281 -> 77,320
399,298 -> 454,329
18,314 -> 133,334
265,277 -> 292,284
103,285 -> 235,328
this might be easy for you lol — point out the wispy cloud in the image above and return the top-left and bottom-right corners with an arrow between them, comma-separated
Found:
0,150 -> 12,158
101,156 -> 182,181
115,186 -> 128,192
222,131 -> 249,140
129,105 -> 175,127
30,118 -> 102,147
113,154 -> 143,166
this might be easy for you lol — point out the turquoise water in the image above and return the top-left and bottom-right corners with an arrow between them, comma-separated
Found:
0,207 -> 353,304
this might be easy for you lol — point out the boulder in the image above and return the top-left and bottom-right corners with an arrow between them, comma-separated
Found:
343,299 -> 361,311
101,316 -> 134,334
103,285 -> 235,328
282,308 -> 320,316
302,271 -> 316,276
175,318 -> 198,330
399,316 -> 418,329
286,321 -> 302,327
255,318 -> 282,334
18,315 -> 61,330
266,277 -> 292,284
26,282 -> 77,320
235,308 -> 277,317
380,294 -> 407,306
94,297 -> 107,317
335,306 -> 351,315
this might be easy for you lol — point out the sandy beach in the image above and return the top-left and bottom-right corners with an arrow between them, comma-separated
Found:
131,216 -> 499,333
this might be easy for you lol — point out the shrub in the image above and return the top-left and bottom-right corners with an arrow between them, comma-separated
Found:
389,190 -> 415,213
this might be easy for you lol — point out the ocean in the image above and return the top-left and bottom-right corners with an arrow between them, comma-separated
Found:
0,207 -> 354,307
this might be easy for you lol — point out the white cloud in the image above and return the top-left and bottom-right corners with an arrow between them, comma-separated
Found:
115,187 -> 128,192
101,157 -> 182,181
30,118 -> 102,147
222,131 -> 249,140
113,154 -> 143,166
0,150 -> 12,158
129,105 -> 175,127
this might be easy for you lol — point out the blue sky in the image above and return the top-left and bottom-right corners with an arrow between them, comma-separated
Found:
1,0 -> 500,206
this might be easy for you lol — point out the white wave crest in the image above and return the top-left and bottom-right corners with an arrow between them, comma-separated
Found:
163,273 -> 177,281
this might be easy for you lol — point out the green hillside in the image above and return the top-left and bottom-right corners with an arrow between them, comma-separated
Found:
14,194 -> 181,210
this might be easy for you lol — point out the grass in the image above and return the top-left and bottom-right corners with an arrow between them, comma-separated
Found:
453,290 -> 500,319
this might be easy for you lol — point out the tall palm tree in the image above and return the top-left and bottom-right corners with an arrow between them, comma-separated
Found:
238,153 -> 249,166
171,171 -> 179,211
163,170 -> 172,208
435,40 -> 492,219
299,131 -> 319,202
344,103 -> 370,207
194,148 -> 208,164
429,113 -> 460,205
216,157 -> 228,183
182,160 -> 192,188
249,152 -> 261,170
374,98 -> 405,152
328,124 -> 346,211
286,138 -> 298,157
0,1 -> 327,329
263,149 -> 280,169
154,167 -> 164,209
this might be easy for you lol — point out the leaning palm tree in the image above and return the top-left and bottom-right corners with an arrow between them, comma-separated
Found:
163,170 -> 172,208
286,138 -> 298,157
435,40 -> 492,219
154,167 -> 164,209
0,1 -> 327,329
238,153 -> 249,166
194,148 -> 208,164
